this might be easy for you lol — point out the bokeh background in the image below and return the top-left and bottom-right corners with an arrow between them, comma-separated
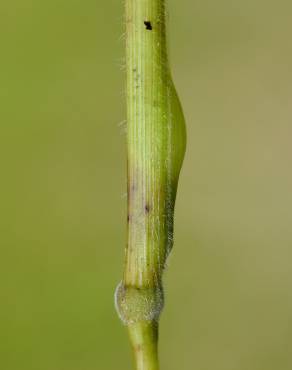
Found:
1,0 -> 292,369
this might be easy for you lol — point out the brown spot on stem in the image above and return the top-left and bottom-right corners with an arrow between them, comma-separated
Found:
145,204 -> 151,214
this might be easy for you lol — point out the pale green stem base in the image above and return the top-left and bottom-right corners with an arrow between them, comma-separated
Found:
128,321 -> 159,370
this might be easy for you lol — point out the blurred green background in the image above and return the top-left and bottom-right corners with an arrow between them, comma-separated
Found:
1,0 -> 292,369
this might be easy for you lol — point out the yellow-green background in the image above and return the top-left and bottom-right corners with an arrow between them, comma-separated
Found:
1,0 -> 292,369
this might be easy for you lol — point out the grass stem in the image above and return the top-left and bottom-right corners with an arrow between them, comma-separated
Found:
116,0 -> 186,368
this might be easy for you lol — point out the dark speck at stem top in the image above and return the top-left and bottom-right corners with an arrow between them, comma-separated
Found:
144,21 -> 152,30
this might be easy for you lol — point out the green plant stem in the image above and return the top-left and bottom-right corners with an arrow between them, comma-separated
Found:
115,0 -> 186,369
128,322 -> 159,370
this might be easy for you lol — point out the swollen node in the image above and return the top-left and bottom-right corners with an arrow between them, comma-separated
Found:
114,281 -> 164,325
